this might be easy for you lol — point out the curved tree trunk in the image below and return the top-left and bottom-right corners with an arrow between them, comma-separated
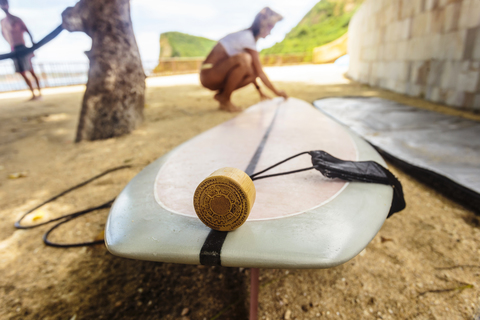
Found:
62,0 -> 145,142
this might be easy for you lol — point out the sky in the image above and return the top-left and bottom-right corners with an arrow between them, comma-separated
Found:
0,0 -> 319,63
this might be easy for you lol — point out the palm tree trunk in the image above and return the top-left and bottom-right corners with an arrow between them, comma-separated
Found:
62,0 -> 145,142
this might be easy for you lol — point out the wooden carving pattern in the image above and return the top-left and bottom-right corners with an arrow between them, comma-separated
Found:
194,168 -> 255,231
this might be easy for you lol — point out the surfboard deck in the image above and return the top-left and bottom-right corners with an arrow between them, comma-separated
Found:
105,97 -> 393,268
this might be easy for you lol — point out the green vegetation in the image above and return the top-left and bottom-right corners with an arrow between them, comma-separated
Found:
160,32 -> 216,58
157,0 -> 363,58
261,0 -> 363,55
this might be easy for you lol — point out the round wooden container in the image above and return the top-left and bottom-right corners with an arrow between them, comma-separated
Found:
193,167 -> 256,231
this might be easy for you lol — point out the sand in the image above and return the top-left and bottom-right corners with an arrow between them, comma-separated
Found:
0,65 -> 479,320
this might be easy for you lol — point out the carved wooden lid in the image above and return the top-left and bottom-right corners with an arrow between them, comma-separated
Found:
193,167 -> 256,231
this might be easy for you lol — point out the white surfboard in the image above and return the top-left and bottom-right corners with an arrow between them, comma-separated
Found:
105,97 -> 393,268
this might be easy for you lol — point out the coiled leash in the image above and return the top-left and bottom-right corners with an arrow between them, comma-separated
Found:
14,165 -> 131,248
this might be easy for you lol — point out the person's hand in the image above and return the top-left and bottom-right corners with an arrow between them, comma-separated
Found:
276,90 -> 288,99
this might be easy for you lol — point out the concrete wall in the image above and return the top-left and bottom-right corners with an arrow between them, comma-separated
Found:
347,0 -> 480,111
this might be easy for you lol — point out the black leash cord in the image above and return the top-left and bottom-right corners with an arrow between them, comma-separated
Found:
14,165 -> 131,248
250,166 -> 315,181
42,200 -> 114,248
249,151 -> 313,181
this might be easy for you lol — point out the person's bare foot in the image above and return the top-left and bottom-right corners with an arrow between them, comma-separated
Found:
214,93 -> 241,112
27,95 -> 36,101
219,100 -> 241,112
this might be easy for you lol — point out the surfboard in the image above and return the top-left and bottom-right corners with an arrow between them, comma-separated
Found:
105,97 -> 393,268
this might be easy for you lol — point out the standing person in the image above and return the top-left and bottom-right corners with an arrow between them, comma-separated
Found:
0,0 -> 42,100
200,7 -> 288,112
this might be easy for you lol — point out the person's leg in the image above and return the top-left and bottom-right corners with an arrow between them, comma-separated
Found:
29,69 -> 42,97
200,54 -> 249,91
234,70 -> 256,89
200,52 -> 258,90
19,71 -> 35,99
214,53 -> 254,112
214,69 -> 257,100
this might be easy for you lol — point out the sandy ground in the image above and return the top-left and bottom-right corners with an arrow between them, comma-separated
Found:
0,64 -> 480,320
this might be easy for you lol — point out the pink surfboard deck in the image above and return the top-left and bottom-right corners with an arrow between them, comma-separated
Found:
106,98 -> 393,268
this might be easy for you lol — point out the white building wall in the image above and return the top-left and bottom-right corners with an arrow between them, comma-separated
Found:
347,0 -> 480,111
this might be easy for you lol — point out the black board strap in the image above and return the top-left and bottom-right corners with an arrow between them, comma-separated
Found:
0,25 -> 63,61
199,230 -> 229,266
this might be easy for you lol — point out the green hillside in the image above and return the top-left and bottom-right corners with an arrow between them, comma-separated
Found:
261,0 -> 363,55
159,32 -> 216,58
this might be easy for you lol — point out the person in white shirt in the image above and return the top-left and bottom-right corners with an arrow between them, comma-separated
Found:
200,7 -> 288,112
